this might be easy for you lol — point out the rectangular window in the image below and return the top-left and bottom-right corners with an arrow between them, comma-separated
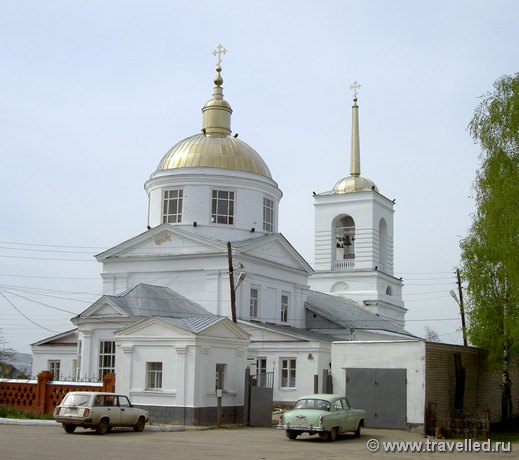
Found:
211,190 -> 234,225
257,357 -> 267,375
48,360 -> 60,380
263,197 -> 274,232
280,358 -> 296,388
162,189 -> 183,223
98,340 -> 115,380
280,293 -> 289,322
215,363 -> 226,391
250,287 -> 259,318
146,362 -> 163,389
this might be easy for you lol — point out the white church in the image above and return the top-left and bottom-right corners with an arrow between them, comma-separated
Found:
32,47 -> 414,424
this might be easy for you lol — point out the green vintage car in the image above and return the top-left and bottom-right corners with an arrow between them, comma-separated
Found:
277,394 -> 366,441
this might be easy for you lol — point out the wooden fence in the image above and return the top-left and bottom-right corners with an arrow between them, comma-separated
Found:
0,371 -> 115,415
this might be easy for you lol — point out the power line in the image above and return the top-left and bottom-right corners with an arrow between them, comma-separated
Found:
0,241 -> 107,250
0,274 -> 98,280
0,291 -> 58,333
0,289 -> 78,314
0,246 -> 98,254
0,254 -> 95,262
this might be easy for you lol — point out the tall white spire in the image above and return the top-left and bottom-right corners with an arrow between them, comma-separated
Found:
349,81 -> 361,177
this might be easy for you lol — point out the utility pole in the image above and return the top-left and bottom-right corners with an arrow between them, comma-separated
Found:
456,268 -> 468,347
227,241 -> 237,323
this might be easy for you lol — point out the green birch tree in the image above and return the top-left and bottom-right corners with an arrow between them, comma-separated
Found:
460,73 -> 519,426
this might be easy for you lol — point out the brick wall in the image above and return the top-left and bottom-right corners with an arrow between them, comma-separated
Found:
425,342 -> 519,431
0,371 -> 115,415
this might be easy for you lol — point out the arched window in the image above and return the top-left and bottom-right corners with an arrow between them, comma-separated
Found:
331,281 -> 349,293
333,215 -> 355,270
386,285 -> 393,296
379,218 -> 388,272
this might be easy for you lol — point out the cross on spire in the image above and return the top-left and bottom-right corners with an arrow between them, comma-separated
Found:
349,80 -> 361,98
212,44 -> 227,68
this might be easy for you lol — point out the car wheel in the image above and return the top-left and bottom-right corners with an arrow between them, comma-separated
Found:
286,430 -> 298,440
96,418 -> 110,435
329,427 -> 338,442
354,423 -> 361,438
133,416 -> 146,432
62,423 -> 76,434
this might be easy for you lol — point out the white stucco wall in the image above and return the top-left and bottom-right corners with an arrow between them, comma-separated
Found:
331,340 -> 426,426
145,168 -> 282,239
114,319 -> 249,410
31,345 -> 77,378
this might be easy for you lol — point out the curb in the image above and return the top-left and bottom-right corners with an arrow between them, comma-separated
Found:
0,417 -> 185,431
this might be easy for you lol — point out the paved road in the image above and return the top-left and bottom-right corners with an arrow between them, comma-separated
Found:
0,423 -> 514,460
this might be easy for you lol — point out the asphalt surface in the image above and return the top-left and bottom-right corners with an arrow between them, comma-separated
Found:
0,419 -> 515,460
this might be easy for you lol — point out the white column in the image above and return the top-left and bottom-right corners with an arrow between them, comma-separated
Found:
175,347 -> 188,406
119,344 -> 134,395
81,330 -> 93,379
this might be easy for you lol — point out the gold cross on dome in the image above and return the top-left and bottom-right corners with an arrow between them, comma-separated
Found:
350,80 -> 361,98
212,44 -> 227,67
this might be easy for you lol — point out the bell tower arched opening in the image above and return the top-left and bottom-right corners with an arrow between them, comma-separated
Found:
333,215 -> 355,270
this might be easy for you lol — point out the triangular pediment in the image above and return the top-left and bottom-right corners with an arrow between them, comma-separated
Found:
31,329 -> 78,347
197,318 -> 250,340
79,298 -> 129,318
115,317 -> 194,338
233,234 -> 313,274
96,224 -> 225,261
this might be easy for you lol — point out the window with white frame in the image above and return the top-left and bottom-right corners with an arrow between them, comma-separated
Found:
280,358 -> 296,388
256,357 -> 267,386
48,360 -> 60,380
146,362 -> 163,389
211,190 -> 234,225
257,357 -> 267,375
98,340 -> 115,380
263,197 -> 274,232
162,189 -> 183,223
250,287 -> 259,318
215,363 -> 226,391
280,293 -> 289,322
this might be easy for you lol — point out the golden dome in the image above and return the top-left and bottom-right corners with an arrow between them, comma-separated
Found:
156,49 -> 272,179
332,175 -> 378,193
156,133 -> 272,179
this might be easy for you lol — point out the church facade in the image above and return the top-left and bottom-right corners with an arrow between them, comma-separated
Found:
31,48 -> 413,424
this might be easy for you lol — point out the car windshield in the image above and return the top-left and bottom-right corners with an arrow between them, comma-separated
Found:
294,399 -> 331,411
61,394 -> 91,407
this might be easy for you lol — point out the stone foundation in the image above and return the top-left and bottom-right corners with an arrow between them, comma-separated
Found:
136,404 -> 244,426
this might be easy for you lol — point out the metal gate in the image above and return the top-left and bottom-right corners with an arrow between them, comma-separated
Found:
244,369 -> 274,427
346,368 -> 407,429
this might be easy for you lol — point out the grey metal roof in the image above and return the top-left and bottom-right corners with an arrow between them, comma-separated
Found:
305,290 -> 414,337
244,320 -> 340,342
157,315 -> 225,334
101,284 -> 210,318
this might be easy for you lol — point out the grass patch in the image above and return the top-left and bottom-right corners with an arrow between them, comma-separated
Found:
490,432 -> 519,443
490,417 -> 519,443
0,405 -> 53,420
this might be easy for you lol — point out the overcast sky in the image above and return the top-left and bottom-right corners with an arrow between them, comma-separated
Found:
1,0 -> 517,354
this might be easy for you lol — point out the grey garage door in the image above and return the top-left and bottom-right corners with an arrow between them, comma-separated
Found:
345,368 -> 407,429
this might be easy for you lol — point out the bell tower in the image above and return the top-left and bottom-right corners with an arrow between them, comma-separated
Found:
308,83 -> 406,326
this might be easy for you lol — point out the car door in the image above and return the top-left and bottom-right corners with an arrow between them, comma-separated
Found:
117,396 -> 136,426
342,398 -> 357,431
102,395 -> 121,426
332,398 -> 348,432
